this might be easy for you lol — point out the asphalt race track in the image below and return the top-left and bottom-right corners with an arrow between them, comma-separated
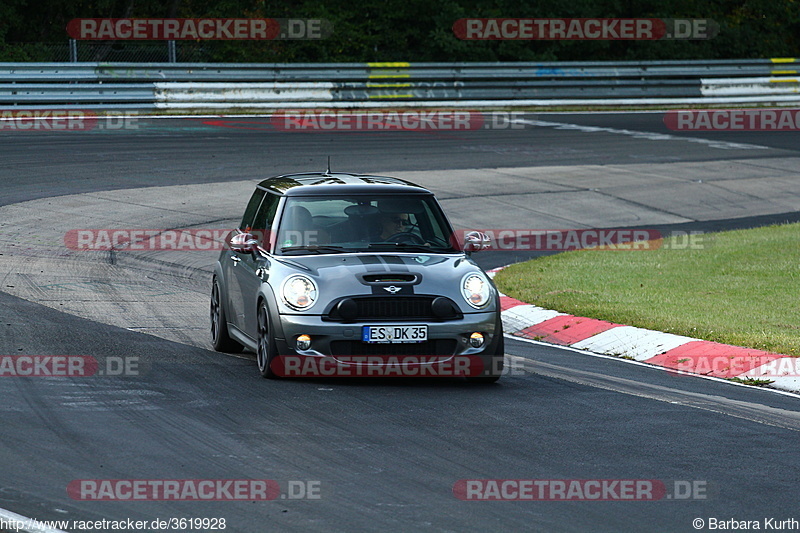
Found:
1,113 -> 799,532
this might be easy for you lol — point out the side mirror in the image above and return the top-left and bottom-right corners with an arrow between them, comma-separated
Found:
249,229 -> 271,251
463,231 -> 491,253
230,232 -> 259,254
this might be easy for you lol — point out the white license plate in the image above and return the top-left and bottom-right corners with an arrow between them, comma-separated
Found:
362,325 -> 428,343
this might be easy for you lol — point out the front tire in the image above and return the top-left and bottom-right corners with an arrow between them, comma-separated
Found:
211,277 -> 244,353
257,302 -> 280,379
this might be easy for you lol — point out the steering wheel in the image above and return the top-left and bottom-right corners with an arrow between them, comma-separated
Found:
384,232 -> 426,245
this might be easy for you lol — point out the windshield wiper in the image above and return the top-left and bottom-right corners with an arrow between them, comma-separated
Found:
280,245 -> 349,254
367,243 -> 450,253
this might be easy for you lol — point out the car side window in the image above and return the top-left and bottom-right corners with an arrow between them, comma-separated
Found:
240,188 -> 266,230
251,192 -> 280,246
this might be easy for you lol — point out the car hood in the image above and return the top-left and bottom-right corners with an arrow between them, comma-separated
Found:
273,253 -> 494,313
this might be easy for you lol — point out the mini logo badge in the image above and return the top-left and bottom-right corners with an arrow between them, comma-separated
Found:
383,285 -> 402,294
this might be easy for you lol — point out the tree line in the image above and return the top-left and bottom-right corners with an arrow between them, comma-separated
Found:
1,0 -> 797,62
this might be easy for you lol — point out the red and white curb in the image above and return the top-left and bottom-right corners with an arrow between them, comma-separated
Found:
487,267 -> 799,393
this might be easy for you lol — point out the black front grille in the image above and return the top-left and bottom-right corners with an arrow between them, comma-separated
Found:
326,296 -> 463,322
356,297 -> 434,319
330,339 -> 458,356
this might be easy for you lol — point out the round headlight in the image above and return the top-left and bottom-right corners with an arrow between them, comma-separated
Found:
281,275 -> 318,310
461,273 -> 491,309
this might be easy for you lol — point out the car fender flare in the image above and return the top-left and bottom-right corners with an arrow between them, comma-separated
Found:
256,284 -> 285,343
212,261 -> 235,331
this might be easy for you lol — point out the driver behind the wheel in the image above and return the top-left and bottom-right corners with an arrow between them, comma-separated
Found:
377,212 -> 412,241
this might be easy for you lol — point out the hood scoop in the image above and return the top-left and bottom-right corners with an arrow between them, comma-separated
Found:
359,273 -> 419,285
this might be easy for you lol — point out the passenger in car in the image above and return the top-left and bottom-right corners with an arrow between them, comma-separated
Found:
279,205 -> 329,246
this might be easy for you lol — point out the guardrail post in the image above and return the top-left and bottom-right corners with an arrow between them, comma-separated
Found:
168,41 -> 177,63
69,39 -> 77,62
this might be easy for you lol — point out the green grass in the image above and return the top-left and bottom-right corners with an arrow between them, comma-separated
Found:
494,223 -> 800,357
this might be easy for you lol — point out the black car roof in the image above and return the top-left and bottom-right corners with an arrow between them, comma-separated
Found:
256,173 -> 432,196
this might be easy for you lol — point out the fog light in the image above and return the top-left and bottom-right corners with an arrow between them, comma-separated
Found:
296,334 -> 312,351
469,332 -> 485,348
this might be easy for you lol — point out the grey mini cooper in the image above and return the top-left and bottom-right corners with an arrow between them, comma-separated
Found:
211,172 -> 504,382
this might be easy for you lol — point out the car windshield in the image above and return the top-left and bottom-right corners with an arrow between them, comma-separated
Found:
275,195 -> 459,255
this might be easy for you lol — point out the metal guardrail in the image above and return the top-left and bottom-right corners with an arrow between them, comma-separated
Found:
0,59 -> 798,109
0,83 -> 155,103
